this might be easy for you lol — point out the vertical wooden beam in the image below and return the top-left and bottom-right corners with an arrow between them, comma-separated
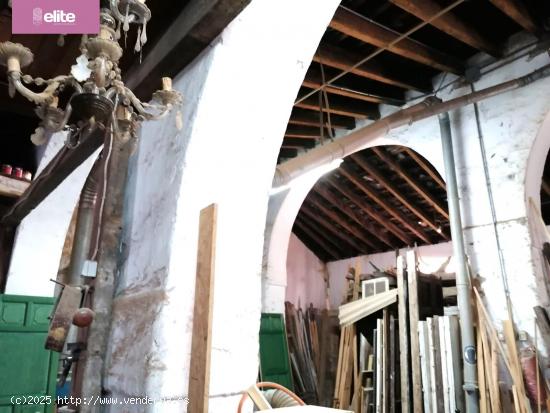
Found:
188,204 -> 218,413
407,250 -> 423,413
396,255 -> 410,413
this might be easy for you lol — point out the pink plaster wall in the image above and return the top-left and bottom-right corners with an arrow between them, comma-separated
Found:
285,233 -> 327,309
286,235 -> 454,310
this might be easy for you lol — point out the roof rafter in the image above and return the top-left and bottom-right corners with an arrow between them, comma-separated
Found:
314,44 -> 433,93
338,165 -> 431,243
372,147 -> 448,220
325,175 -> 414,245
389,0 -> 500,57
314,183 -> 396,249
308,195 -> 381,251
330,7 -> 464,74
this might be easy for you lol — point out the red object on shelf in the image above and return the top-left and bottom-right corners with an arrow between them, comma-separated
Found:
1,164 -> 12,175
13,168 -> 23,178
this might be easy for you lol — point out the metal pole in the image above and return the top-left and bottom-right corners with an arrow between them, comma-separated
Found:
438,112 -> 479,413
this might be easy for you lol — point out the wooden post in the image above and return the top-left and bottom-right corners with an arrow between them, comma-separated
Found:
407,250 -> 423,413
188,204 -> 218,413
396,255 -> 410,413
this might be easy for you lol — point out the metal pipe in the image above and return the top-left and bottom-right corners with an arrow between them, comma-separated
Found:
274,63 -> 550,187
67,156 -> 102,285
439,112 -> 479,413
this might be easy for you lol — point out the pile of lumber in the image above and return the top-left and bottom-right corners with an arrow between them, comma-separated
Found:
417,315 -> 464,412
285,303 -> 340,406
285,303 -> 320,404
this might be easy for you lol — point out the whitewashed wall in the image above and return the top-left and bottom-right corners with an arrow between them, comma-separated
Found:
5,133 -> 99,297
265,37 -> 550,341
102,1 -> 341,412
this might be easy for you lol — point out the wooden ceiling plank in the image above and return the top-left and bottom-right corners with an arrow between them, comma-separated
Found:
330,7 -> 464,74
389,0 -> 501,57
314,183 -> 396,249
325,175 -> 414,245
350,154 -> 448,240
308,195 -> 380,251
338,166 -> 431,243
303,72 -> 404,106
372,147 -> 449,219
404,148 -> 446,190
314,44 -> 433,93
301,204 -> 366,254
279,148 -> 298,159
488,0 -> 538,33
282,138 -> 316,148
289,109 -> 356,130
298,214 -> 350,256
294,219 -> 340,261
295,95 -> 380,120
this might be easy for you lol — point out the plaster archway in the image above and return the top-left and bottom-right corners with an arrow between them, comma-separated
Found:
263,136 -> 447,313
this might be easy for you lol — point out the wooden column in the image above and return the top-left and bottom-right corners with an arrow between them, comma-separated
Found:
188,204 -> 218,413
407,250 -> 422,413
396,255 -> 410,413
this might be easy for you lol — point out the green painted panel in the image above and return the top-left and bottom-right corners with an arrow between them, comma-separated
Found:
259,313 -> 293,390
0,295 -> 59,413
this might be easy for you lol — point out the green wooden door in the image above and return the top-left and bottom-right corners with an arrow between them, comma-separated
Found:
0,295 -> 59,413
259,313 -> 293,390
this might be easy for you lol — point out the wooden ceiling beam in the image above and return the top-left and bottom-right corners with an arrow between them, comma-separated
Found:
350,154 -> 448,240
389,0 -> 500,57
330,7 -> 464,74
314,44 -> 433,93
308,195 -> 381,251
303,71 -> 405,106
314,183 -> 396,249
278,148 -> 298,159
295,94 -> 380,120
298,214 -> 350,257
403,148 -> 446,190
125,0 -> 252,98
488,0 -> 538,33
282,138 -> 316,148
372,147 -> 449,219
285,125 -> 330,139
293,220 -> 340,261
325,175 -> 414,245
338,166 -> 431,243
289,108 -> 356,130
301,204 -> 366,254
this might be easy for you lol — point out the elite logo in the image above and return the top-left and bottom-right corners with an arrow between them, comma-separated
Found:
12,0 -> 99,34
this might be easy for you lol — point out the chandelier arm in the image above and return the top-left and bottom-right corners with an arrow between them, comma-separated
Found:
123,86 -> 170,120
10,72 -> 61,105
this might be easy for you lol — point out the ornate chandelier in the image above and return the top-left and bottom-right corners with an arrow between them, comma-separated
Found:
0,0 -> 183,146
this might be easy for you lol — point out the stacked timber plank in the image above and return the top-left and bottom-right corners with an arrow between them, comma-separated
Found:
285,303 -> 320,404
417,315 -> 464,412
285,303 -> 340,406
